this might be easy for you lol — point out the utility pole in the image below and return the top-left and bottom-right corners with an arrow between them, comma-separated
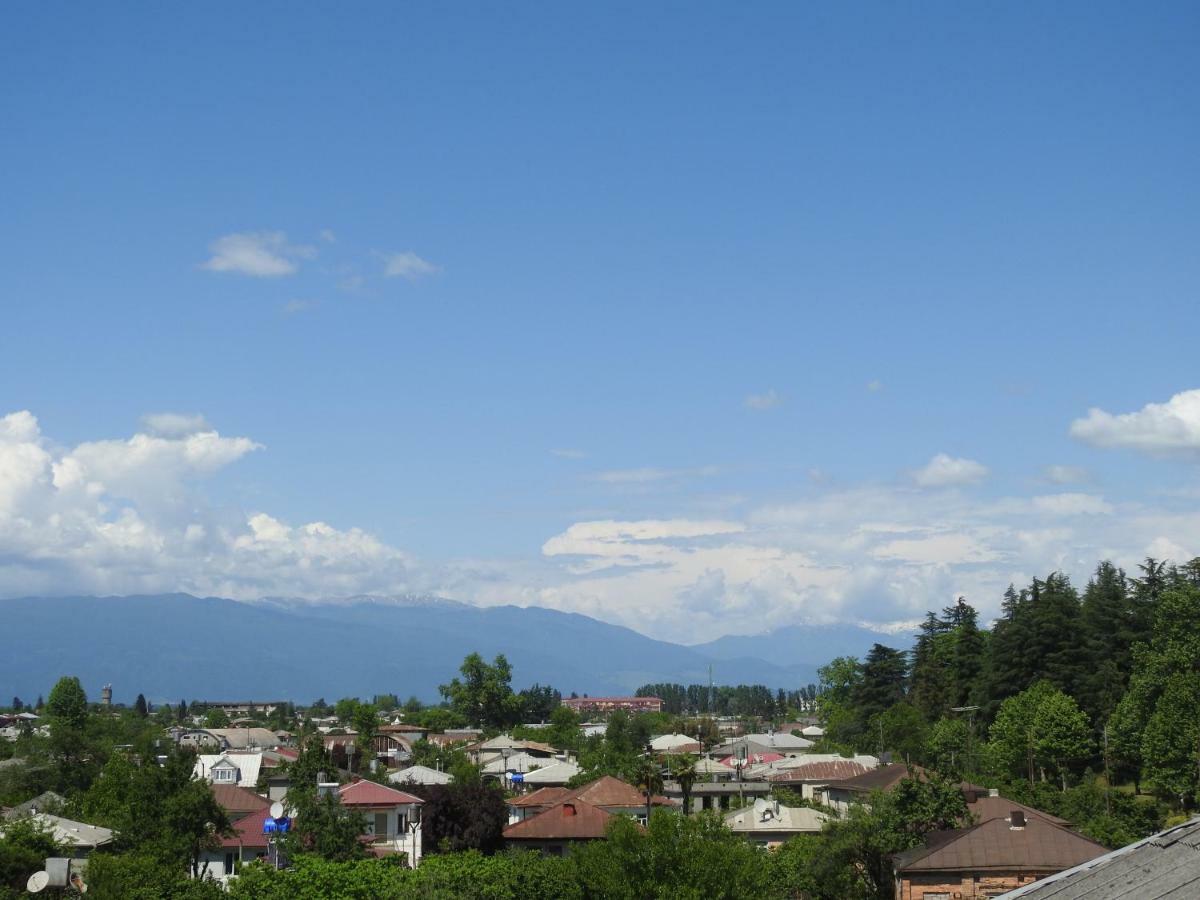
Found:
1103,724 -> 1112,815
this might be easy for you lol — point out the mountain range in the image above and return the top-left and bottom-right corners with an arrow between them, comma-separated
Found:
0,593 -> 902,705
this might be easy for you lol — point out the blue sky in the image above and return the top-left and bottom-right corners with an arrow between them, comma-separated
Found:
2,2 -> 1199,642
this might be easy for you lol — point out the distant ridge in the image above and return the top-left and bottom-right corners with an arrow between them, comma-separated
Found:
0,594 -> 880,705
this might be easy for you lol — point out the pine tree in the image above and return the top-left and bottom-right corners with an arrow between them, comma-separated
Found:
134,693 -> 148,718
909,612 -> 952,720
1078,561 -> 1135,726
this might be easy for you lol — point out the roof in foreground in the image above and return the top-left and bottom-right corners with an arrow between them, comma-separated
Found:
503,797 -> 616,841
895,817 -> 1107,874
999,817 -> 1200,899
6,814 -> 114,849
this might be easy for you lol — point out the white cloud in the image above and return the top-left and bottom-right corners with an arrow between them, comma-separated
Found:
866,380 -> 884,392
140,413 -> 211,438
1044,464 -> 1089,485
550,448 -> 587,459
381,251 -> 439,280
913,453 -> 989,488
744,390 -> 782,411
201,231 -> 315,277
1030,493 -> 1113,516
282,299 -> 319,315
593,466 -> 719,485
1070,389 -> 1200,454
319,229 -> 337,243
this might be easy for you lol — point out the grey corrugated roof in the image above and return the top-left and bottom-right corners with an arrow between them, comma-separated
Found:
999,817 -> 1200,899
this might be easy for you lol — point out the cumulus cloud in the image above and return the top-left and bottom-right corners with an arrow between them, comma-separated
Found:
140,412 -> 212,438
913,453 -> 989,488
0,411 -> 414,602
1044,464 -> 1089,485
201,231 -> 315,277
381,251 -> 439,280
1030,493 -> 1113,516
1071,389 -> 1200,454
744,390 -> 782,411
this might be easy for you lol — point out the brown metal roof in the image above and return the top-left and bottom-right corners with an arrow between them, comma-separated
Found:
503,798 -> 617,841
564,775 -> 673,809
969,794 -> 1070,827
509,787 -> 571,808
210,784 -> 271,815
823,762 -> 924,793
769,760 -> 872,783
895,817 -> 1107,874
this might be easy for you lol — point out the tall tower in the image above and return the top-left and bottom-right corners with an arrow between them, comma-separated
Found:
101,684 -> 112,707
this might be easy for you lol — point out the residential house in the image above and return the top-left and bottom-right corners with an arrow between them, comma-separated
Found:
3,791 -> 67,819
508,787 -> 571,824
650,733 -> 702,754
892,813 -> 1107,900
819,764 -> 990,817
388,765 -> 453,787
512,760 -> 580,788
561,696 -> 663,715
768,758 -> 875,800
503,797 -> 623,856
507,776 -> 674,826
337,780 -> 425,866
724,798 -> 830,848
715,732 -> 813,759
194,752 -> 264,789
998,815 -> 1200,899
210,784 -> 271,823
199,805 -> 273,882
1,813 -> 113,859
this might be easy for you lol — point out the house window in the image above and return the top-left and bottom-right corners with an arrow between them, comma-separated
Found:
374,812 -> 390,842
223,852 -> 235,874
214,768 -> 235,782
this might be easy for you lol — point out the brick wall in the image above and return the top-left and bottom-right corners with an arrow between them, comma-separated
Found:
898,872 -> 1044,899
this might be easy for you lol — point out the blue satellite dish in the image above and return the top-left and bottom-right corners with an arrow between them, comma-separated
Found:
510,772 -> 524,783
263,817 -> 277,834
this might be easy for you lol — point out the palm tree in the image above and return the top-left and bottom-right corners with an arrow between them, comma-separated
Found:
668,753 -> 698,815
636,752 -> 665,825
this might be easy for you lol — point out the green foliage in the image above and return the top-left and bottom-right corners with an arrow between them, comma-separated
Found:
440,653 -> 522,730
45,676 -> 88,731
409,782 -> 508,854
203,708 -> 230,728
987,681 -> 1092,788
85,853 -> 226,900
0,816 -> 62,898
571,810 -> 777,900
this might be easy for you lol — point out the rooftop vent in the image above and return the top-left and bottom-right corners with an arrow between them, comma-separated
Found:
563,803 -> 577,817
1010,810 -> 1026,829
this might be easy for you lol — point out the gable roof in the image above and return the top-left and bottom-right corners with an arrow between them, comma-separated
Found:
519,760 -> 581,784
725,802 -> 829,834
503,798 -> 617,841
337,780 -> 423,807
3,791 -> 67,819
1000,816 -> 1200,898
969,794 -> 1070,828
211,784 -> 271,816
824,762 -> 923,793
221,806 -> 271,849
894,817 -> 1107,875
509,787 -> 572,809
768,760 -> 873,783
388,765 -> 453,786
6,814 -> 114,849
565,775 -> 673,808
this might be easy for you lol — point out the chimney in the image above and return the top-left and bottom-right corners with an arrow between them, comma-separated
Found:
563,803 -> 577,817
1010,810 -> 1026,829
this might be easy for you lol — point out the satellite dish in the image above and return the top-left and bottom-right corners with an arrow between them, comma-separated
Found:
26,871 -> 49,893
270,801 -> 285,818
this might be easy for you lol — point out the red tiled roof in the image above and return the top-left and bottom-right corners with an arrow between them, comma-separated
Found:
895,817 -> 1106,874
769,760 -> 872,783
338,780 -> 423,807
503,798 -> 618,841
210,784 -> 272,815
221,807 -> 272,849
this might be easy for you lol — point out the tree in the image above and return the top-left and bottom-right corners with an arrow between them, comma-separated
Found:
571,810 -> 776,899
439,653 -> 521,730
46,675 -> 88,731
1140,672 -> 1200,805
517,683 -> 561,722
409,782 -> 508,854
668,754 -> 698,815
988,681 -> 1092,789
0,817 -> 62,895
134,693 -> 149,718
926,717 -> 969,776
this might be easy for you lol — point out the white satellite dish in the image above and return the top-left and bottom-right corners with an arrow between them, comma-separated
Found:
269,801 -> 285,818
26,871 -> 49,893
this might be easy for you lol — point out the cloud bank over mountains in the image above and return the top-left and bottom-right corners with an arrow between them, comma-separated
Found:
0,392 -> 1198,643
